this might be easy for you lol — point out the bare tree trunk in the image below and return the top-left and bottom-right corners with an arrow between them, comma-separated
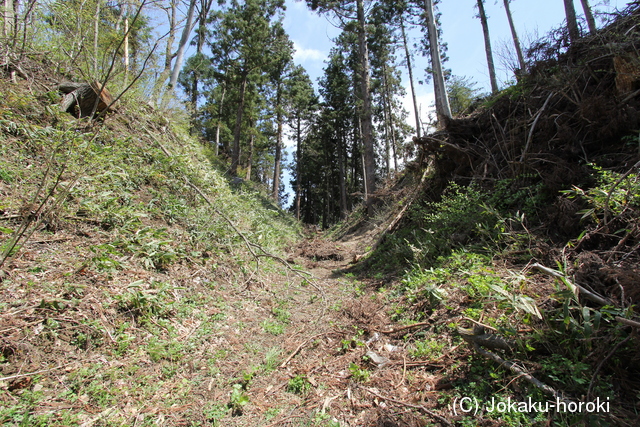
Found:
382,65 -> 399,172
579,0 -> 596,34
169,0 -> 198,89
215,82 -> 226,156
124,17 -> 129,85
272,83 -> 283,202
5,0 -> 16,46
356,0 -> 376,213
231,71 -> 248,176
93,0 -> 101,76
115,1 -> 125,31
503,0 -> 526,72
20,0 -> 38,52
400,15 -> 421,139
563,0 -> 580,42
338,131 -> 347,219
190,0 -> 214,108
424,0 -> 452,126
323,165 -> 330,229
3,0 -> 10,39
477,0 -> 499,94
154,0 -> 177,102
383,114 -> 391,178
245,126 -> 254,181
295,116 -> 302,221
381,62 -> 394,177
357,116 -> 367,202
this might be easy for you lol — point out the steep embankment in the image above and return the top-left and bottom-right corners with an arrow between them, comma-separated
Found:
342,6 -> 640,427
0,71 -> 316,425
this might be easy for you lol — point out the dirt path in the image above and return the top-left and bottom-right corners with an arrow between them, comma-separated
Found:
0,226 -> 452,426
209,232 -> 452,427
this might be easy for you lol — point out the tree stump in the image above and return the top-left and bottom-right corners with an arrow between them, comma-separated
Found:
58,81 -> 115,118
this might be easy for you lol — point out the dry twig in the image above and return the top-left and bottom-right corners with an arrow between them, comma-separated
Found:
587,335 -> 631,399
377,321 -> 431,335
279,332 -> 330,368
471,343 -> 570,402
531,263 -> 613,306
356,385 -> 453,426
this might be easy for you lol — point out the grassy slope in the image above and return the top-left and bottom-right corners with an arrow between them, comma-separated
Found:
0,78 -> 303,425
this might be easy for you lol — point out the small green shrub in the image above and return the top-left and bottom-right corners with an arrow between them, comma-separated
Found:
204,403 -> 229,425
287,374 -> 311,395
488,175 -> 547,219
115,281 -> 177,319
407,183 -> 498,265
409,339 -> 445,359
562,164 -> 640,224
348,363 -> 370,382
261,319 -> 285,335
229,384 -> 249,415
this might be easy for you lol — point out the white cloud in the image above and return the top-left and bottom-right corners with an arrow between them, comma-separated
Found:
293,41 -> 325,63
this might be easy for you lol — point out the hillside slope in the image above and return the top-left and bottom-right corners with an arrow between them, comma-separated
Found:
341,6 -> 640,426
0,71 -> 309,425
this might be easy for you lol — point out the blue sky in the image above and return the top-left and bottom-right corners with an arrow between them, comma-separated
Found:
277,0 -> 625,205
283,0 -> 625,120
153,0 -> 627,206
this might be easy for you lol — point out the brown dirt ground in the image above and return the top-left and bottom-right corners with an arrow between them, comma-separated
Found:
0,215 -> 475,426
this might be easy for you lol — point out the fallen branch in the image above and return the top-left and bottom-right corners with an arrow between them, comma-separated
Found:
363,168 -> 429,258
79,406 -> 117,427
185,180 -> 322,292
389,359 -> 443,368
279,332 -> 329,368
520,92 -> 554,163
356,384 -> 453,427
30,237 -> 72,244
520,92 -> 555,163
531,263 -> 613,306
264,414 -> 304,427
377,321 -> 431,335
615,316 -> 640,329
458,326 -> 516,352
461,316 -> 498,332
0,361 -> 76,382
145,127 -> 326,299
471,342 -> 569,402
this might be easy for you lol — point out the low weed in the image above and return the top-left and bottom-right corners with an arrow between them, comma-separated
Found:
261,319 -> 285,336
147,337 -> 184,362
409,338 -> 445,359
339,337 -> 364,353
287,374 -> 311,395
262,347 -> 282,372
115,281 -> 179,320
229,383 -> 250,415
348,362 -> 370,382
203,403 -> 229,425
